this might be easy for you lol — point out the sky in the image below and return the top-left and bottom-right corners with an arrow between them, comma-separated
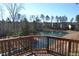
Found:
0,3 -> 79,22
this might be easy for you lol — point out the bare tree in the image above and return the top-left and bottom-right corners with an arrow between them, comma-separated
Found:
51,16 -> 54,27
4,3 -> 24,35
40,14 -> 45,28
70,18 -> 74,23
56,16 -> 59,23
0,4 -> 4,20
59,16 -> 68,23
30,15 -> 36,22
35,16 -> 40,22
76,15 -> 79,30
40,14 -> 45,23
46,15 -> 50,21
0,4 -> 5,36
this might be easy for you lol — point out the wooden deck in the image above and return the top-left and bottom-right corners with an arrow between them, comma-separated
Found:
21,50 -> 53,56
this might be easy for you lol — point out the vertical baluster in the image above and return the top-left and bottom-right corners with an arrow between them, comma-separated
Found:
72,42 -> 74,56
10,40 -> 12,55
37,38 -> 41,49
49,38 -> 50,51
77,42 -> 79,56
42,37 -> 45,49
16,40 -> 18,55
0,42 -> 1,55
19,39 -> 21,54
50,39 -> 51,51
62,40 -> 64,55
14,40 -> 16,55
76,42 -> 78,56
51,39 -> 53,51
27,39 -> 29,51
43,37 -> 45,55
56,40 -> 57,52
16,39 -> 21,55
19,39 -> 21,55
5,41 -> 8,56
35,38 -> 37,50
12,40 -> 15,55
38,37 -> 39,49
15,40 -> 18,54
32,37 -> 34,52
61,40 -> 63,55
59,40 -> 61,54
0,41 -> 4,56
37,37 -> 39,54
40,37 -> 42,55
18,39 -> 21,55
44,37 -> 45,50
3,41 -> 5,56
53,39 -> 55,51
46,37 -> 48,54
74,42 -> 77,56
65,41 -> 67,56
61,40 -> 64,55
22,39 -> 24,53
73,42 -> 75,56
66,41 -> 68,56
71,42 -> 72,56
41,37 -> 43,55
21,39 -> 23,54
68,41 -> 71,56
55,39 -> 56,52
8,40 -> 11,56
63,40 -> 65,55
31,38 -> 33,55
18,39 -> 20,55
20,39 -> 22,54
26,39 -> 28,50
3,41 -> 6,56
26,39 -> 29,50
60,40 -> 63,55
57,40 -> 58,53
47,37 -> 49,53
23,39 -> 26,53
24,39 -> 26,53
19,39 -> 22,55
74,42 -> 76,56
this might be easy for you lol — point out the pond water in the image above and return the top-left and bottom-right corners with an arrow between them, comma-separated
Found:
38,31 -> 68,37
32,31 -> 68,49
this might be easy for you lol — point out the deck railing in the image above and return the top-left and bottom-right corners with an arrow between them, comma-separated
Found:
47,36 -> 79,56
0,36 -> 33,56
0,35 -> 79,56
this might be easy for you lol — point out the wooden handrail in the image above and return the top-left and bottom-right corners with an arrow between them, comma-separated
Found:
0,35 -> 79,42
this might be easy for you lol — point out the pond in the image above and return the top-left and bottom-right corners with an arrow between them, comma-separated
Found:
38,31 -> 68,37
32,31 -> 68,49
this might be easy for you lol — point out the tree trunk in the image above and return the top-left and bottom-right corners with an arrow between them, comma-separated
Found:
13,19 -> 16,35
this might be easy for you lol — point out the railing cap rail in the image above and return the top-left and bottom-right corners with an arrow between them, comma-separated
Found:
0,35 -> 79,42
0,35 -> 34,41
